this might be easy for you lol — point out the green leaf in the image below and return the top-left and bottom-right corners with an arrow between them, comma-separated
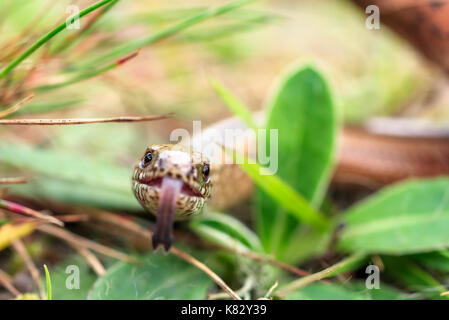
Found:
286,282 -> 365,300
44,264 -> 52,300
0,143 -> 140,211
190,212 -> 263,253
338,178 -> 449,254
256,64 -> 338,257
286,281 -> 407,300
88,252 -> 213,300
382,256 -> 449,300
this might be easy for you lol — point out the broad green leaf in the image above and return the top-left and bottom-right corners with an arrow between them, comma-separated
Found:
88,252 -> 213,300
382,256 -> 449,300
0,143 -> 140,211
256,65 -> 338,257
190,212 -> 263,253
338,178 -> 449,254
286,282 -> 406,300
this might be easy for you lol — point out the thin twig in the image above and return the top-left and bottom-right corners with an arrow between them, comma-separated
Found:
70,243 -> 105,276
12,239 -> 45,299
37,224 -> 134,263
170,246 -> 242,300
0,94 -> 34,118
260,280 -> 278,300
0,177 -> 28,185
209,277 -> 254,300
0,113 -> 173,125
0,199 -> 63,226
0,269 -> 20,297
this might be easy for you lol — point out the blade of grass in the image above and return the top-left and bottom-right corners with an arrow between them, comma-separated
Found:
78,0 -> 256,69
0,0 -> 115,79
210,78 -> 258,130
0,94 -> 34,118
225,146 -> 331,231
43,265 -> 51,300
52,0 -> 121,54
34,51 -> 139,91
276,252 -> 367,298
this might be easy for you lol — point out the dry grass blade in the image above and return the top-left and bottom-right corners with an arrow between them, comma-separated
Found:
170,246 -> 242,300
0,113 -> 173,125
12,239 -> 45,299
0,94 -> 34,118
37,224 -> 134,263
0,268 -> 20,297
0,199 -> 63,226
70,243 -> 105,276
0,177 -> 28,185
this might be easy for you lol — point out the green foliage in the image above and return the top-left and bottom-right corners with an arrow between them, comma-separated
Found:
338,178 -> 449,254
88,252 -> 213,300
382,256 -> 449,300
42,256 -> 98,300
190,212 -> 263,253
43,264 -> 52,300
286,282 -> 406,300
256,65 -> 338,257
0,143 -> 140,210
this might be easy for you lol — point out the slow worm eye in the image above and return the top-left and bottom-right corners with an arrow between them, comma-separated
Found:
202,164 -> 210,182
141,151 -> 153,168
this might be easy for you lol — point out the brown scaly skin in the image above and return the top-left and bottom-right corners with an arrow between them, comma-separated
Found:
132,144 -> 212,220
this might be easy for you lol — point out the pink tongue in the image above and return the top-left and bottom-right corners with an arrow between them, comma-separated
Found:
152,176 -> 183,251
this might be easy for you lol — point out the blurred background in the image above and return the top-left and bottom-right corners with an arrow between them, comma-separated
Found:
0,0 -> 442,163
1,0 -> 449,300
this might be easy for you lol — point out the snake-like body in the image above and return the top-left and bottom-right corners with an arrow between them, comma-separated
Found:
132,115 -> 449,250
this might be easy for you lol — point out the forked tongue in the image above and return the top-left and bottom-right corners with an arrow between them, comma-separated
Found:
152,176 -> 183,251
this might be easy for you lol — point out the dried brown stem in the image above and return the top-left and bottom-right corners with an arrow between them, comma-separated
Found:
70,244 -> 105,276
12,239 -> 45,299
0,199 -> 63,226
170,246 -> 241,300
0,177 -> 28,185
37,224 -> 135,263
0,94 -> 34,118
0,113 -> 173,125
0,269 -> 20,297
